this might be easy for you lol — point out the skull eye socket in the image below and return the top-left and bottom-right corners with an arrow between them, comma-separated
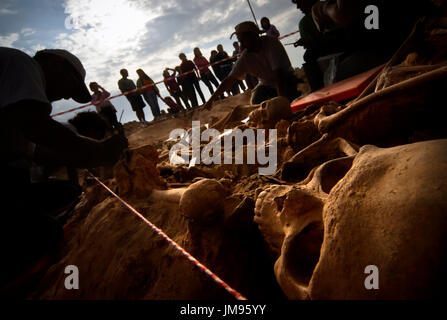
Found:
274,195 -> 286,212
283,221 -> 324,286
318,156 -> 354,194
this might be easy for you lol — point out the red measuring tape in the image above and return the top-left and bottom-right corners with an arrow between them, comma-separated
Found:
51,29 -> 299,118
88,172 -> 247,300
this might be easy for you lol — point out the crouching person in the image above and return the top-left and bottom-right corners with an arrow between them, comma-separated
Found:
0,47 -> 128,294
203,21 -> 302,110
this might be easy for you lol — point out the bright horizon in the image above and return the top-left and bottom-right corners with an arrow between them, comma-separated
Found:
0,0 -> 306,123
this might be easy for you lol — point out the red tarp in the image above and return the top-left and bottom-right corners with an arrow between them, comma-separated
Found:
291,64 -> 385,113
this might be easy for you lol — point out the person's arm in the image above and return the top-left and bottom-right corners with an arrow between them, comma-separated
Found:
152,80 -> 160,96
312,0 -> 360,31
193,61 -> 201,79
272,25 -> 280,38
272,68 -> 290,100
202,75 -> 238,110
136,78 -> 145,94
166,68 -> 177,77
99,85 -> 111,98
164,79 -> 172,94
265,38 -> 296,100
293,38 -> 309,47
10,101 -> 127,168
165,69 -> 177,90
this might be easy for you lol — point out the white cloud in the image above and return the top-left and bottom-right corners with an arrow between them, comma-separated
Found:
198,1 -> 246,25
0,33 -> 19,47
31,44 -> 46,52
57,0 -> 162,88
270,8 -> 299,35
21,28 -> 36,37
47,0 -> 301,122
252,0 -> 269,7
0,8 -> 17,15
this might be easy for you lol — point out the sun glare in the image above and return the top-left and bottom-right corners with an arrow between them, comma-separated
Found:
64,0 -> 158,49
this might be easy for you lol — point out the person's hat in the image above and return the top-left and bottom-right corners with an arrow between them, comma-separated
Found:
36,49 -> 91,103
230,21 -> 261,39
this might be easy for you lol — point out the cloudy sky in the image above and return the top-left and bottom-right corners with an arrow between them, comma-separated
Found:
0,0 -> 306,123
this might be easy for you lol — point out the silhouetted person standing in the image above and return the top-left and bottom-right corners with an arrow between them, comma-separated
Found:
136,68 -> 161,120
193,47 -> 219,95
216,44 -> 241,95
163,68 -> 190,110
89,82 -> 122,132
118,69 -> 147,124
261,17 -> 280,38
179,53 -> 206,107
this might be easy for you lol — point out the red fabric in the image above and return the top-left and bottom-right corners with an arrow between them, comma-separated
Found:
164,77 -> 180,92
193,56 -> 211,75
142,78 -> 155,92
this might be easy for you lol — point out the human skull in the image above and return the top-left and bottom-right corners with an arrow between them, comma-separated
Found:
259,96 -> 293,129
258,139 -> 447,299
280,134 -> 359,182
273,156 -> 354,299
179,179 -> 227,224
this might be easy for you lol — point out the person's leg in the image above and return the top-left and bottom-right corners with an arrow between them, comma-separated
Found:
136,107 -> 146,122
142,92 -> 156,119
250,84 -> 278,104
178,90 -> 191,109
245,73 -> 254,89
247,74 -> 258,89
108,110 -> 119,129
189,85 -> 199,108
129,95 -> 147,123
230,82 -> 240,96
216,73 -> 225,83
109,109 -> 122,130
149,92 -> 161,117
101,108 -> 119,130
282,72 -> 302,103
238,79 -> 246,91
193,78 -> 206,104
215,74 -> 228,98
209,72 -> 219,88
172,91 -> 185,110
144,92 -> 161,119
201,74 -> 214,94
183,82 -> 198,108
303,60 -> 324,92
